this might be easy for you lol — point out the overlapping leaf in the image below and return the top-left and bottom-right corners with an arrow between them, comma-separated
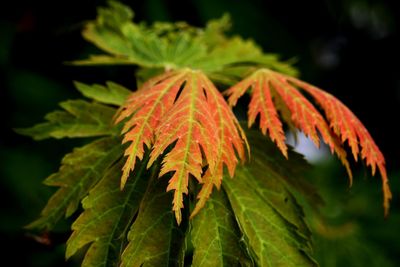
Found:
27,137 -> 123,230
191,189 -> 252,267
21,3 -> 393,267
66,158 -> 150,267
226,68 -> 391,214
118,69 -> 246,224
190,75 -> 247,218
120,175 -> 187,267
75,1 -> 298,79
116,70 -> 188,188
75,1 -> 206,69
74,81 -> 131,106
289,78 -> 392,215
16,100 -> 117,140
192,36 -> 296,74
222,130 -> 316,267
245,129 -> 324,209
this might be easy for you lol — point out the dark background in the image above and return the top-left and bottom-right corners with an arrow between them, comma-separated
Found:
1,0 -> 399,266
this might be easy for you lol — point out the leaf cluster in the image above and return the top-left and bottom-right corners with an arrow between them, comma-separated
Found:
19,1 -> 392,266
20,80 -> 316,266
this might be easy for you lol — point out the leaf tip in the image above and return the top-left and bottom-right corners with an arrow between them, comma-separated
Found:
175,209 -> 182,225
120,170 -> 129,190
379,165 -> 392,219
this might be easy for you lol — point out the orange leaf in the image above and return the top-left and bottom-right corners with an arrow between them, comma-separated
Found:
226,68 -> 391,216
119,69 -> 247,223
288,78 -> 392,216
190,74 -> 248,218
116,71 -> 187,188
226,70 -> 287,157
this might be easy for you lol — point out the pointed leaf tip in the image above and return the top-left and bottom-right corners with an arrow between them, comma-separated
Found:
119,69 -> 247,222
226,68 -> 390,216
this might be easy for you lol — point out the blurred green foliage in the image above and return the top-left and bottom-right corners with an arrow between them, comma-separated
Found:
304,160 -> 400,267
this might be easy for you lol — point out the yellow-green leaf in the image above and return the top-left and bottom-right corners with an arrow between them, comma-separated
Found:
26,137 -> 123,230
74,81 -> 131,106
16,100 -> 116,140
66,158 -> 150,266
120,176 -> 187,267
191,189 -> 253,267
222,131 -> 316,267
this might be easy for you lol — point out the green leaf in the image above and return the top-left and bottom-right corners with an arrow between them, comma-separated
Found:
245,130 -> 324,208
222,131 -> 316,267
70,55 -> 138,66
66,158 -> 150,267
82,1 -> 135,58
97,0 -> 134,29
74,81 -> 131,106
75,1 -> 299,80
27,137 -> 123,230
78,2 -> 206,69
192,37 -> 262,71
120,176 -> 187,267
191,189 -> 253,267
16,100 -> 117,140
192,33 -> 298,77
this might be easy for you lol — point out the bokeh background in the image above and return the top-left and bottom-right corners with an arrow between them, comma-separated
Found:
1,0 -> 399,266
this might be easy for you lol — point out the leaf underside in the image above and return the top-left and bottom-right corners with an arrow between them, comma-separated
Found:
225,68 -> 391,215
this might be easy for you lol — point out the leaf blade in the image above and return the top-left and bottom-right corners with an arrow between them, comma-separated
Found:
66,158 -> 150,267
27,137 -> 123,230
289,79 -> 392,215
74,81 -> 131,106
222,150 -> 316,267
216,128 -> 317,267
116,70 -> 187,188
148,70 -> 219,224
142,70 -> 247,223
226,68 -> 391,214
191,73 -> 248,217
120,176 -> 187,267
191,188 -> 252,267
16,100 -> 117,140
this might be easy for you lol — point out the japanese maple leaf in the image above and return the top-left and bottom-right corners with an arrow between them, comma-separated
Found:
118,69 -> 247,223
190,73 -> 248,218
115,71 -> 187,188
225,68 -> 391,216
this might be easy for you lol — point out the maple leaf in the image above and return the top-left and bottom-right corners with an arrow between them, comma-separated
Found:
66,158 -> 150,267
115,70 -> 188,188
226,68 -> 391,215
191,189 -> 252,266
121,173 -> 187,267
117,69 -> 247,224
74,81 -> 131,106
75,1 -> 298,80
287,78 -> 392,215
16,100 -> 117,140
26,137 -> 123,230
189,74 -> 248,218
222,129 -> 316,266
21,4 -> 394,266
